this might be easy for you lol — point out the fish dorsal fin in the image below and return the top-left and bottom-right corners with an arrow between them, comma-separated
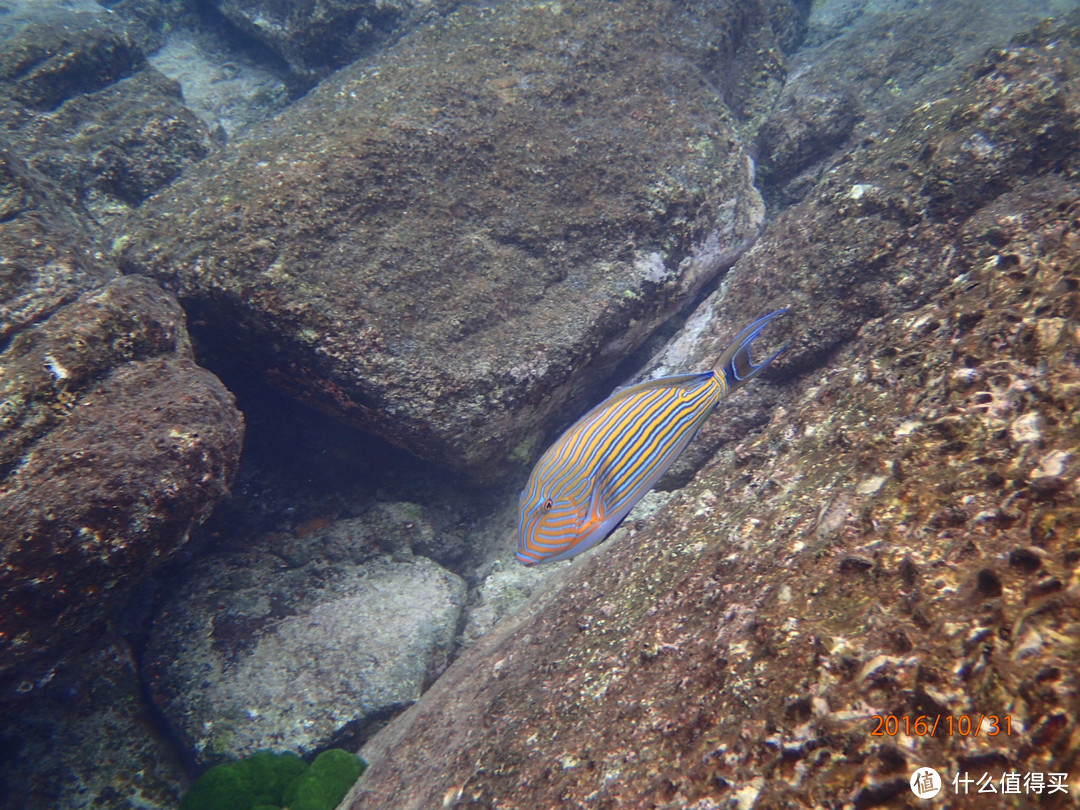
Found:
567,372 -> 715,434
607,372 -> 714,402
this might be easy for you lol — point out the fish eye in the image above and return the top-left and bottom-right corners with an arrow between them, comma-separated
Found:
543,498 -> 553,511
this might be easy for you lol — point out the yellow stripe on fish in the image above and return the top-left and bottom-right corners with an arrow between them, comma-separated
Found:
516,309 -> 788,565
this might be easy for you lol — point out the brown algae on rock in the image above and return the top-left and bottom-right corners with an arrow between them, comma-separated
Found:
118,0 -> 804,483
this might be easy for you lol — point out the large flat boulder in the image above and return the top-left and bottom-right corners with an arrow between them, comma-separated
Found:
119,0 -> 807,483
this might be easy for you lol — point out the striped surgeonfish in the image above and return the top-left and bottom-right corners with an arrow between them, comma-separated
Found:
516,309 -> 788,566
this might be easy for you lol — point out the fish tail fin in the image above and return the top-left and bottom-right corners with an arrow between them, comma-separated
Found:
713,308 -> 789,393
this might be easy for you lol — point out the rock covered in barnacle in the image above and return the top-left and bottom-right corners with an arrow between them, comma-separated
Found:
632,11 -> 1080,489
212,0 -> 419,87
345,167 -> 1080,810
0,140 -> 242,701
0,2 -> 214,219
339,16 -> 1080,809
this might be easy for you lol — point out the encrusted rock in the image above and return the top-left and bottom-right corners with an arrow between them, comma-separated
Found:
0,640 -> 186,810
0,87 -> 242,699
213,0 -> 420,86
0,146 -> 111,346
758,0 -> 1076,202
0,276 -> 244,699
340,16 -> 1080,808
119,0 -> 804,483
0,2 -> 213,220
756,74 -> 858,190
0,7 -> 143,111
634,16 -> 1080,486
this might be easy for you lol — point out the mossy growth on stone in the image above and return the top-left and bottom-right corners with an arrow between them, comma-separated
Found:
180,749 -> 367,810
283,749 -> 367,810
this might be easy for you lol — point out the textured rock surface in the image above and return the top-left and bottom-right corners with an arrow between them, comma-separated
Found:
120,0 -> 806,483
214,0 -> 420,85
346,164 -> 1080,810
645,14 -> 1080,487
24,67 -> 213,208
0,275 -> 244,698
144,529 -> 466,764
0,6 -> 143,111
341,20 -> 1080,810
0,640 -> 187,810
757,0 -> 1079,201
0,146 -> 111,346
0,25 -> 244,700
0,2 -> 213,220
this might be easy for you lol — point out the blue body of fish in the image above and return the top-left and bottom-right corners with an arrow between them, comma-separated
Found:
516,309 -> 787,565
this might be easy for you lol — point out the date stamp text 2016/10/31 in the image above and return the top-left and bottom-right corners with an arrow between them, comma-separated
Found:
871,714 -> 1013,738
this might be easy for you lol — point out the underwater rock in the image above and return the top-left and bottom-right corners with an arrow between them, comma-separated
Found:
212,0 -> 420,86
26,67 -> 213,208
758,0 -> 1077,202
260,505 -> 464,569
0,113 -> 242,702
99,0 -> 173,56
0,2 -> 214,221
119,0 -> 805,483
338,18 -> 1080,810
0,275 -> 244,700
344,155 -> 1080,810
635,14 -> 1080,487
0,5 -> 143,111
144,544 -> 466,764
755,73 -> 858,191
460,558 -> 567,648
0,145 -> 112,346
0,639 -> 186,810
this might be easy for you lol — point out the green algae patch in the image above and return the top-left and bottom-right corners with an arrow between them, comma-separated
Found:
283,749 -> 367,810
179,749 -> 366,810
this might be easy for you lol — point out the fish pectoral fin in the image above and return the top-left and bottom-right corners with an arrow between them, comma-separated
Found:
583,467 -> 620,534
